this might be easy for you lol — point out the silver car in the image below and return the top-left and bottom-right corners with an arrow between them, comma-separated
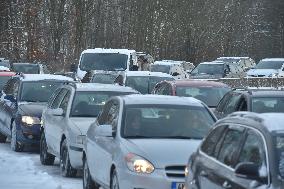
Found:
40,83 -> 138,177
83,95 -> 217,189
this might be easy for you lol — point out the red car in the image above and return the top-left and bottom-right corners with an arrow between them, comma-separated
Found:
152,80 -> 231,108
0,71 -> 16,91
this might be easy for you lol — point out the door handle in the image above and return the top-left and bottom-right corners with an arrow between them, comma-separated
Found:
222,181 -> 232,189
200,170 -> 208,177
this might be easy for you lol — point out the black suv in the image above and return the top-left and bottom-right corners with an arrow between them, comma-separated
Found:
186,112 -> 284,189
214,88 -> 284,119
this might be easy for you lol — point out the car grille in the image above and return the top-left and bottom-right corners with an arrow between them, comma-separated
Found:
165,165 -> 186,178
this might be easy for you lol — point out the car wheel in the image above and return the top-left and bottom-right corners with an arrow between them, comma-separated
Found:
11,122 -> 24,152
60,139 -> 77,177
110,169 -> 120,189
40,132 -> 55,165
83,157 -> 99,189
0,132 -> 7,143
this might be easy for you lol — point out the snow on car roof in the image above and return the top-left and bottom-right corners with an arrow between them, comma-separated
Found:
169,80 -> 229,87
153,61 -> 182,66
75,83 -> 139,93
125,71 -> 174,78
217,57 -> 250,59
0,66 -> 10,71
82,48 -> 135,55
120,94 -> 205,106
257,113 -> 284,132
261,58 -> 284,62
20,74 -> 74,82
199,61 -> 224,65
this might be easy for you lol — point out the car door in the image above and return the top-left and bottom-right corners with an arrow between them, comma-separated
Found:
226,128 -> 269,189
90,100 -> 120,185
44,88 -> 68,155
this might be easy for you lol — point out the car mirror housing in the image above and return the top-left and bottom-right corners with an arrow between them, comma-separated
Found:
50,108 -> 64,116
235,162 -> 260,180
95,125 -> 114,137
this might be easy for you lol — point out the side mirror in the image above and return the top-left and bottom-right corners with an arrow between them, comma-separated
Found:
50,108 -> 64,116
235,162 -> 260,180
95,124 -> 114,137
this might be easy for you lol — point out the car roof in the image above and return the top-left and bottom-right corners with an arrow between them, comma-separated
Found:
74,83 -> 139,93
17,74 -> 74,82
119,94 -> 205,107
261,58 -> 284,62
82,48 -> 135,55
233,89 -> 284,97
153,61 -> 181,65
199,61 -> 224,65
126,71 -> 173,78
164,80 -> 229,88
0,71 -> 16,76
221,112 -> 284,133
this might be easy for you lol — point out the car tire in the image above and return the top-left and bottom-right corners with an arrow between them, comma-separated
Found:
0,132 -> 7,143
60,139 -> 77,177
83,156 -> 99,189
110,169 -> 120,189
40,132 -> 55,165
11,122 -> 24,152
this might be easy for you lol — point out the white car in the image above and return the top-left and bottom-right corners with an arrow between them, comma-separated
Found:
246,58 -> 284,77
83,95 -> 217,189
40,83 -> 138,177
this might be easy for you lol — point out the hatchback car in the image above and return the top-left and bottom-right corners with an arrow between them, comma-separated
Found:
214,88 -> 284,119
186,112 -> 284,189
153,80 -> 231,109
40,83 -> 138,177
0,74 -> 73,151
83,95 -> 216,189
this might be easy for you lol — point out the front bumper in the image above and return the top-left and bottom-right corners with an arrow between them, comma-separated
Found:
118,167 -> 185,189
16,122 -> 41,145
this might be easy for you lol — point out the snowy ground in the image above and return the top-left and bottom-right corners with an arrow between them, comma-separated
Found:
0,142 -> 83,189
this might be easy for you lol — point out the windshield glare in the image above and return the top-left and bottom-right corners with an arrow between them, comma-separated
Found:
191,64 -> 224,75
150,64 -> 170,74
252,97 -> 284,113
126,76 -> 174,94
0,76 -> 12,90
13,64 -> 39,74
255,60 -> 284,69
176,87 -> 230,107
122,105 -> 215,139
80,53 -> 128,71
20,81 -> 64,102
71,91 -> 134,117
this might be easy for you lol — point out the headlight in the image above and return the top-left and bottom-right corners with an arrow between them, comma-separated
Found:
21,116 -> 41,126
185,166 -> 189,176
125,153 -> 155,174
76,135 -> 86,144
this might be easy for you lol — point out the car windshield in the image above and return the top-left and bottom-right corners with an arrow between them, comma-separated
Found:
0,76 -> 12,90
20,81 -> 64,102
13,64 -> 39,74
91,74 -> 119,84
274,134 -> 284,179
71,91 -> 134,117
191,64 -> 224,75
176,87 -> 230,107
150,64 -> 170,74
80,53 -> 128,71
122,105 -> 215,139
255,60 -> 284,69
252,97 -> 284,113
126,76 -> 174,94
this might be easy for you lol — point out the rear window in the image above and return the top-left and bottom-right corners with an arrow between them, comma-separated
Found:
252,97 -> 284,113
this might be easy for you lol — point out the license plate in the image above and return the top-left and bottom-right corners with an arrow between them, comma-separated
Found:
171,182 -> 185,189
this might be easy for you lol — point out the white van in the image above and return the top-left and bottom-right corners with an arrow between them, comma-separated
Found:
77,48 -> 137,79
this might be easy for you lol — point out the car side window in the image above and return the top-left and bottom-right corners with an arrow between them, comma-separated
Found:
162,84 -> 171,95
155,83 -> 165,95
59,91 -> 71,114
4,78 -> 18,96
238,97 -> 248,111
105,102 -> 119,132
217,126 -> 245,168
238,129 -> 267,168
223,93 -> 242,114
47,88 -> 61,108
201,125 -> 227,156
215,92 -> 231,112
50,89 -> 67,109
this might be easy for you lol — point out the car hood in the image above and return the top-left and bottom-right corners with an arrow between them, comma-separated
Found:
18,102 -> 46,117
70,117 -> 96,135
247,69 -> 279,76
122,139 -> 201,169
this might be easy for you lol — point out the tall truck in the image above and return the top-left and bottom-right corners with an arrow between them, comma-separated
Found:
77,48 -> 138,80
